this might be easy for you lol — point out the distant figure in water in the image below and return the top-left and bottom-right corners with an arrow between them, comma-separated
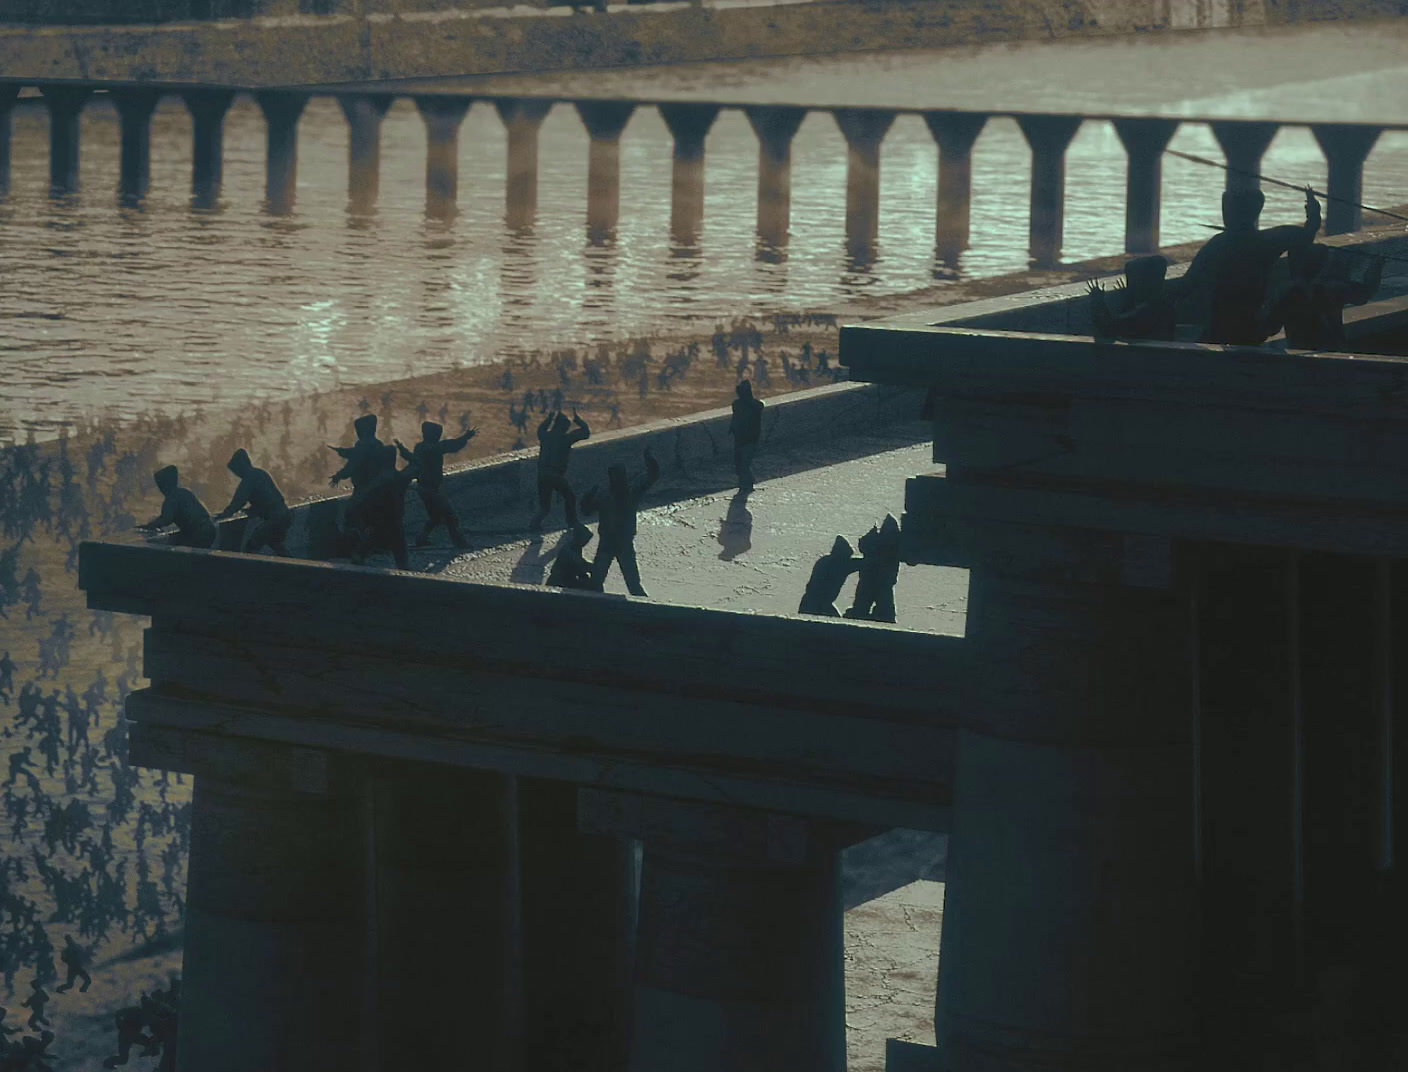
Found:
729,381 -> 765,493
1265,242 -> 1383,351
581,449 -> 660,597
1177,185 -> 1321,346
547,525 -> 596,590
396,421 -> 476,549
137,466 -> 217,549
845,515 -> 901,623
1086,255 -> 1177,341
213,450 -> 291,556
799,536 -> 863,617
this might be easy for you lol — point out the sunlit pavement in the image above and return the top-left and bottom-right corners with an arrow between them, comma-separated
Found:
423,424 -> 970,636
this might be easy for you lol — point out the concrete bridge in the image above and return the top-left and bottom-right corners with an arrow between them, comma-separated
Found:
79,227 -> 1408,1070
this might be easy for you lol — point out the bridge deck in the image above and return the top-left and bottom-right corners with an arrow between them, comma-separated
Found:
315,18 -> 1408,127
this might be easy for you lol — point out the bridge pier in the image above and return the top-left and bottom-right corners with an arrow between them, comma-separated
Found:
495,98 -> 553,231
182,89 -> 234,208
176,747 -> 364,1072
519,777 -> 637,1072
581,791 -> 847,1072
1210,120 -> 1280,193
366,765 -> 521,1072
415,96 -> 472,221
339,94 -> 393,216
659,103 -> 720,248
255,91 -> 308,215
937,569 -> 1200,1071
113,89 -> 161,204
744,105 -> 807,255
1113,117 -> 1178,255
0,85 -> 18,195
40,85 -> 91,193
1016,115 -> 1082,268
1311,123 -> 1382,235
576,100 -> 635,245
834,108 -> 897,268
923,111 -> 986,266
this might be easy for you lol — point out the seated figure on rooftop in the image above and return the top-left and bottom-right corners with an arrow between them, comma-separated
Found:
1176,185 -> 1321,346
1086,255 -> 1177,342
1265,241 -> 1384,352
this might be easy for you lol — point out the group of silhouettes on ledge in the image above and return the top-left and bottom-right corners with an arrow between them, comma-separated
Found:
1085,186 -> 1384,349
136,381 -> 771,601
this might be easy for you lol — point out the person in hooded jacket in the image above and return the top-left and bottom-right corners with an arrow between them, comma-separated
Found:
347,445 -> 419,569
581,449 -> 659,597
395,421 -> 476,549
530,410 -> 590,531
137,466 -> 217,549
547,524 -> 596,590
212,450 -> 291,556
798,536 -> 863,616
328,414 -> 383,496
844,515 -> 902,623
728,381 -> 765,493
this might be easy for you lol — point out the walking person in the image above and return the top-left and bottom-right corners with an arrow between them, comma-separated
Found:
729,381 -> 765,493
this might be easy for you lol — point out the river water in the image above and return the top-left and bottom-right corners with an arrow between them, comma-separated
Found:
2,91 -> 1406,442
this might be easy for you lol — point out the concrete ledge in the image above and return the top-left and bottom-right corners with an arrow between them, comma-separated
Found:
0,0 -> 1379,86
209,378 -> 924,558
886,1038 -> 939,1072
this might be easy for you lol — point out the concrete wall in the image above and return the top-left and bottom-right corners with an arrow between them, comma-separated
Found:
1,0 -> 1399,84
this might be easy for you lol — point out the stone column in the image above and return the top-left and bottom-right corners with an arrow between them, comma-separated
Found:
581,790 -> 847,1072
415,96 -> 473,221
1015,115 -> 1082,268
923,111 -> 986,265
1209,120 -> 1280,194
182,89 -> 235,208
833,108 -> 897,267
658,103 -> 720,247
743,105 -> 806,253
1113,117 -> 1179,255
1311,123 -> 1381,235
518,777 -> 637,1072
176,748 -> 364,1072
113,89 -> 162,203
575,100 -> 635,244
494,97 -> 553,231
0,85 -> 20,195
1194,545 -> 1304,1064
338,94 -> 394,216
255,91 -> 308,215
936,565 -> 1200,1070
39,86 -> 92,193
366,764 -> 521,1072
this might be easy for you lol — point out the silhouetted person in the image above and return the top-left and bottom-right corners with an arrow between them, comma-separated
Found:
799,536 -> 863,617
102,1002 -> 157,1068
54,936 -> 90,994
845,515 -> 901,623
530,411 -> 590,531
0,653 -> 13,705
1086,255 -> 1177,341
395,422 -> 475,549
5,751 -> 39,794
582,449 -> 660,597
1178,185 -> 1321,345
137,467 -> 217,549
19,982 -> 47,1030
347,445 -> 418,569
547,525 -> 596,590
1266,242 -> 1383,351
729,381 -> 765,493
329,414 -> 383,495
213,450 -> 291,556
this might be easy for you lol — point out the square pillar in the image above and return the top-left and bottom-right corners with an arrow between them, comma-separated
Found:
255,91 -> 309,216
176,746 -> 365,1072
39,85 -> 92,194
494,97 -> 553,231
1209,120 -> 1280,194
1311,123 -> 1381,235
582,790 -> 847,1072
0,84 -> 22,195
1113,118 -> 1179,254
833,108 -> 897,270
338,94 -> 394,216
658,103 -> 720,248
415,96 -> 473,221
113,89 -> 162,204
575,100 -> 635,245
182,89 -> 235,209
744,105 -> 806,257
